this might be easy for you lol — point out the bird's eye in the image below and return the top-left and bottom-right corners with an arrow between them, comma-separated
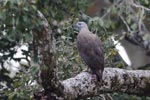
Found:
78,23 -> 81,25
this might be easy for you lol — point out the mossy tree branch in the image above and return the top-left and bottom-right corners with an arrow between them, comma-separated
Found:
62,68 -> 150,100
33,11 -> 64,100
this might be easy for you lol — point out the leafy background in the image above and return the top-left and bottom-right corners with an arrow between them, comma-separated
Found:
0,0 -> 150,99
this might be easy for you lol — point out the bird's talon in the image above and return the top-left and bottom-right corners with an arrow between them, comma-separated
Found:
91,75 -> 97,82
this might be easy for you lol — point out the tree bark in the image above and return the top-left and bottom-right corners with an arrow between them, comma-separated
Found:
33,11 -> 64,100
62,68 -> 150,100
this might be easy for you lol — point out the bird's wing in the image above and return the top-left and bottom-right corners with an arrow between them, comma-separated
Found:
91,34 -> 104,67
77,32 -> 104,70
92,34 -> 104,55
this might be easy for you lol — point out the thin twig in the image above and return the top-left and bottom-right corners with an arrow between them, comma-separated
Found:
132,2 -> 150,12
119,15 -> 131,32
138,8 -> 144,32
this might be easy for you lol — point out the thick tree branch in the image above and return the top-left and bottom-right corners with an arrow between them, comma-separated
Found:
33,11 -> 64,99
62,68 -> 150,100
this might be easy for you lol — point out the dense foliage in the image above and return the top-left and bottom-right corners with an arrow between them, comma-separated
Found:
0,0 -> 150,99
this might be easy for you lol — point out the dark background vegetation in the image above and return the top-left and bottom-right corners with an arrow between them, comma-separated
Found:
0,0 -> 150,99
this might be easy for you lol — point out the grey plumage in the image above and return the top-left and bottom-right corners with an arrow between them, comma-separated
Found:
75,22 -> 104,81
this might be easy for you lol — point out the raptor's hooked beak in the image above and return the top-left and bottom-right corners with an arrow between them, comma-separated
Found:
73,23 -> 79,29
73,23 -> 79,35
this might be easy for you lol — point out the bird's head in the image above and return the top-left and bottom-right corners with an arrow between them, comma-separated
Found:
74,22 -> 89,31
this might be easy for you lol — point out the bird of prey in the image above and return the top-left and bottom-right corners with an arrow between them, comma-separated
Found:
75,22 -> 104,81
